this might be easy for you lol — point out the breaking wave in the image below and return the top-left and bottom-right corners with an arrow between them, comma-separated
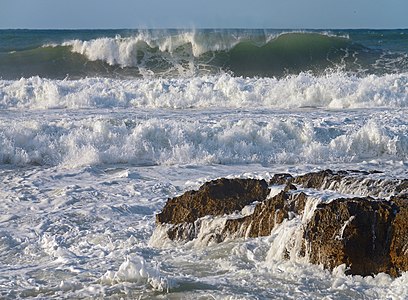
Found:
1,107 -> 407,167
1,31 -> 407,79
1,72 -> 407,110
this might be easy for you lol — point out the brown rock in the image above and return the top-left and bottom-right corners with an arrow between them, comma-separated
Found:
269,173 -> 294,185
293,169 -> 408,197
294,169 -> 345,189
156,178 -> 269,225
389,195 -> 408,277
305,197 -> 397,276
222,191 -> 307,239
153,170 -> 408,277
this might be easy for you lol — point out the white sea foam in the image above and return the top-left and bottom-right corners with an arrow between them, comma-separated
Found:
1,57 -> 408,300
1,107 -> 407,167
100,254 -> 169,291
0,72 -> 407,110
1,160 -> 408,298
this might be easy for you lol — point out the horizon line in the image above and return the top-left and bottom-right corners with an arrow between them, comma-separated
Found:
1,27 -> 408,31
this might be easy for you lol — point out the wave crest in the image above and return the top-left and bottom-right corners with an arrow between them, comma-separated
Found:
62,32 -> 357,76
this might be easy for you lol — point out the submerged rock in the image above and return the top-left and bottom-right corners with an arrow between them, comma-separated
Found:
154,170 -> 408,277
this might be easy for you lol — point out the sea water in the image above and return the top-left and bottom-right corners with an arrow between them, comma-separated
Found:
1,29 -> 408,299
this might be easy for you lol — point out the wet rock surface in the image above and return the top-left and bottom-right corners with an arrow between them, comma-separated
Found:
306,197 -> 397,276
222,191 -> 307,239
155,178 -> 269,241
389,195 -> 408,276
154,170 -> 408,277
156,178 -> 269,225
270,169 -> 408,198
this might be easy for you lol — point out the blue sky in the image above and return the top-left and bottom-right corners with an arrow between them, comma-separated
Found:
0,0 -> 407,29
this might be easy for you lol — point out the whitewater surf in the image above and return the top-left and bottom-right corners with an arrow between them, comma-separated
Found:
1,29 -> 408,299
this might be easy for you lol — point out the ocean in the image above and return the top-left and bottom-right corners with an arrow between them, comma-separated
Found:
0,29 -> 408,299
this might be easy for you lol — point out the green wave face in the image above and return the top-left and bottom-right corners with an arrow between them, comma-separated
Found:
225,33 -> 363,77
0,46 -> 142,80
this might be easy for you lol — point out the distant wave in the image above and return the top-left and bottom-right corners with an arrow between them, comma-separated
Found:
1,72 -> 407,110
62,32 -> 365,77
63,31 -> 351,61
1,31 -> 406,79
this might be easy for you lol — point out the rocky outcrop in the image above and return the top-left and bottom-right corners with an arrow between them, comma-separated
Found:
157,178 -> 269,224
154,170 -> 408,277
156,178 -> 269,241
